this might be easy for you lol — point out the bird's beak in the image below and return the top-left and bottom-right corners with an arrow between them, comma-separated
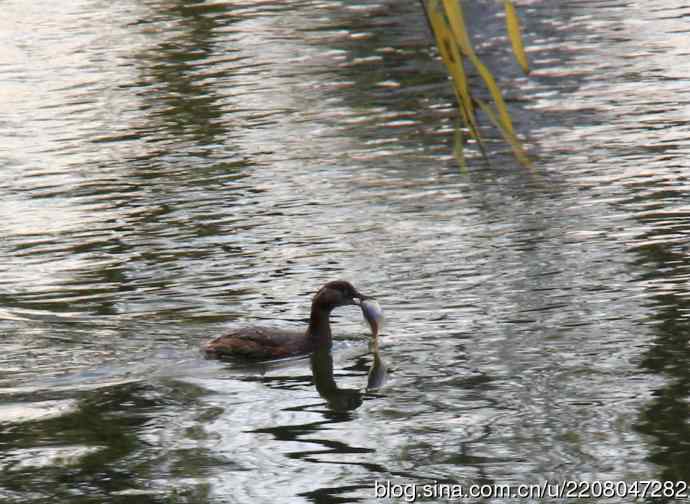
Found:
352,293 -> 370,306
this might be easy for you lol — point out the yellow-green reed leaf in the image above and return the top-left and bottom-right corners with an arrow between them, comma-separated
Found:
426,1 -> 451,65
425,3 -> 466,115
471,57 -> 516,137
504,1 -> 529,74
426,1 -> 479,136
426,0 -> 527,167
444,32 -> 479,134
458,93 -> 487,152
441,0 -> 474,57
474,97 -> 532,168
453,123 -> 468,173
440,0 -> 515,137
427,1 -> 478,134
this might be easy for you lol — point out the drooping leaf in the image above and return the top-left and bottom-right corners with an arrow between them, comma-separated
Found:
441,0 -> 516,138
423,0 -> 531,167
453,122 -> 468,173
440,0 -> 474,56
504,0 -> 529,74
426,0 -> 478,137
474,97 -> 531,168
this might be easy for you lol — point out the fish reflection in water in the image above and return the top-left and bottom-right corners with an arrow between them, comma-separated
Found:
366,335 -> 387,391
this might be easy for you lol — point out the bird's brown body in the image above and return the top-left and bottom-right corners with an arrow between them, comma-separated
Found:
204,280 -> 372,360
205,327 -> 313,360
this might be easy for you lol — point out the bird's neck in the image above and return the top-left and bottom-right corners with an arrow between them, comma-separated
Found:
306,304 -> 333,348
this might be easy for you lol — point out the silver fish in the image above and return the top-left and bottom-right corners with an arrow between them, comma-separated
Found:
360,299 -> 384,337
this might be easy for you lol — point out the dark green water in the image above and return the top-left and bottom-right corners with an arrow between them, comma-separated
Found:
2,0 -> 690,502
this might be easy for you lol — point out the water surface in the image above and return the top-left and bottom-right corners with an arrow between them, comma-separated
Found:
2,0 -> 690,502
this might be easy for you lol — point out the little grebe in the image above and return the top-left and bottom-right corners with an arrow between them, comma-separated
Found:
204,280 -> 375,360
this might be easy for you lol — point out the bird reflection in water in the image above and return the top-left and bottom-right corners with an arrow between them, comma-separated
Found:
310,334 -> 387,412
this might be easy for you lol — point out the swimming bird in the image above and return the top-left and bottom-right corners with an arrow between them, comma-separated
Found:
204,280 -> 378,360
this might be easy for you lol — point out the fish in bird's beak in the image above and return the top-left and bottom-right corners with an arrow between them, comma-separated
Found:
350,289 -> 369,306
359,298 -> 384,337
